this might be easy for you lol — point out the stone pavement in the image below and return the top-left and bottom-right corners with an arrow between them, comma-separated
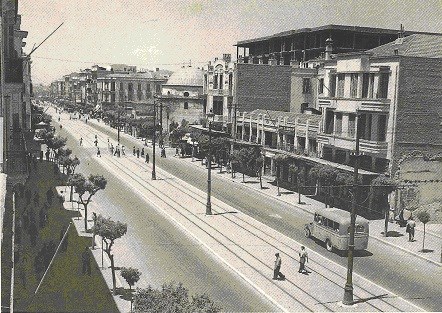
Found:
55,117 -> 425,312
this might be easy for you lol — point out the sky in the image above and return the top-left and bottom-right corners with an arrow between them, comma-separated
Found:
19,0 -> 442,85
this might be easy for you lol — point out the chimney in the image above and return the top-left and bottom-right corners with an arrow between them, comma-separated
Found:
325,38 -> 333,60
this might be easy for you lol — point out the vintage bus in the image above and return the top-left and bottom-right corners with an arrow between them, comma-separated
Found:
304,208 -> 369,252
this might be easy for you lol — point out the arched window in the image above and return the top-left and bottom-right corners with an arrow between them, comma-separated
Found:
183,92 -> 189,97
184,102 -> 189,109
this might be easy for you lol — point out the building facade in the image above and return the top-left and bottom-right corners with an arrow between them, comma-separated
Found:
316,34 -> 442,176
1,0 -> 33,176
158,66 -> 205,135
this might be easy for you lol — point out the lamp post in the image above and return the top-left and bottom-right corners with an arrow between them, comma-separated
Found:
343,113 -> 361,305
152,97 -> 157,180
206,110 -> 215,215
117,107 -> 121,144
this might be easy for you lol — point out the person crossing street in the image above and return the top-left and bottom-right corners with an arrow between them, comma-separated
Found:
273,252 -> 285,280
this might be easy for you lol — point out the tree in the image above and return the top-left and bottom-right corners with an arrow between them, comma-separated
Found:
93,215 -> 127,295
120,267 -> 141,290
212,137 -> 229,173
274,154 -> 289,196
288,163 -> 301,203
71,174 -> 107,231
133,282 -> 220,313
416,210 -> 431,251
371,174 -> 398,236
255,156 -> 264,189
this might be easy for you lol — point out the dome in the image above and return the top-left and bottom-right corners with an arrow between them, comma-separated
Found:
165,66 -> 204,87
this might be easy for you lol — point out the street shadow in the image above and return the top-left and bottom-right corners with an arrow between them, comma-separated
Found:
244,181 -> 259,184
420,249 -> 434,253
351,293 -> 389,304
214,211 -> 238,216
383,230 -> 404,237
115,287 -> 135,301
261,186 -> 270,190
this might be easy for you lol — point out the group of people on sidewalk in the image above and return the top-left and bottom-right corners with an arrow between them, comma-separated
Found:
273,246 -> 309,281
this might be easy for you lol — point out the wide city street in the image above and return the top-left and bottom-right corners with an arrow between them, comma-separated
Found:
50,106 -> 441,312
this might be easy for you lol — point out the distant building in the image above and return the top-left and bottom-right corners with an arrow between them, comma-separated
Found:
157,66 -> 205,135
203,54 -> 235,125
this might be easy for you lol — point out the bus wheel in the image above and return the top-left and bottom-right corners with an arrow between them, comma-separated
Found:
325,239 -> 333,252
304,228 -> 311,238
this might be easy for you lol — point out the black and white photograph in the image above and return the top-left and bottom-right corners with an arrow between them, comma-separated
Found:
1,0 -> 441,312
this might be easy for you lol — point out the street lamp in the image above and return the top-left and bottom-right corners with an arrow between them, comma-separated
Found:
342,113 -> 361,306
152,97 -> 157,180
206,110 -> 215,215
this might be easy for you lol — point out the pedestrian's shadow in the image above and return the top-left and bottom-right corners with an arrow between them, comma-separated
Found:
213,211 -> 238,216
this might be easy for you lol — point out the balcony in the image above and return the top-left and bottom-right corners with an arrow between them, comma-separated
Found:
208,89 -> 232,97
318,133 -> 388,155
318,97 -> 390,112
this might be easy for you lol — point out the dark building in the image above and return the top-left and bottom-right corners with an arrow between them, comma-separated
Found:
235,24 -> 440,65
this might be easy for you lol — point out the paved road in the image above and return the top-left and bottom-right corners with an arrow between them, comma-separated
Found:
77,116 -> 442,312
55,117 -> 276,311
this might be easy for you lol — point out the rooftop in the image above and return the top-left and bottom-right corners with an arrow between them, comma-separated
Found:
164,66 -> 204,87
236,24 -> 442,46
367,34 -> 442,58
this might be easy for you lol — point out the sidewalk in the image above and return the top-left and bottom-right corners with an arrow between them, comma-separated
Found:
55,186 -> 131,313
85,115 -> 441,266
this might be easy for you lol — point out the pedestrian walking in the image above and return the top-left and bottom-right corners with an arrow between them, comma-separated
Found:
406,215 -> 416,242
97,147 -> 101,157
110,144 -> 114,155
133,146 -> 136,156
79,138 -> 83,146
136,148 -> 140,158
141,148 -> 145,157
107,138 -> 110,149
273,252 -> 285,280
175,147 -> 179,156
161,147 -> 166,158
81,246 -> 91,275
298,246 -> 309,274
145,152 -> 150,163
45,148 -> 50,161
121,145 -> 126,156
94,139 -> 98,146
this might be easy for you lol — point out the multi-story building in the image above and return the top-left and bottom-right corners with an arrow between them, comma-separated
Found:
316,33 -> 442,176
1,0 -> 34,177
96,68 -> 171,111
235,24 -> 439,65
203,54 -> 234,125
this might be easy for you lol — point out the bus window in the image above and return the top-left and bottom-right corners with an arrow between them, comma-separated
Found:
356,225 -> 365,233
333,222 -> 340,232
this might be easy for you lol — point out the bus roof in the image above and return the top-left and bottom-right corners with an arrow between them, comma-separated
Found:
314,207 -> 369,225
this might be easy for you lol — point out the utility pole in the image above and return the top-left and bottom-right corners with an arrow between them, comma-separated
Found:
152,98 -> 157,180
159,102 -> 163,147
206,110 -> 215,215
231,102 -> 237,178
117,104 -> 121,144
343,114 -> 360,305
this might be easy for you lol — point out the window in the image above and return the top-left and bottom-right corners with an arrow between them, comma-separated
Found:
325,110 -> 334,134
336,74 -> 345,97
213,97 -> 223,115
350,74 -> 358,98
120,82 -> 124,90
329,74 -> 336,97
228,73 -> 233,89
219,74 -> 223,89
155,84 -> 161,94
146,83 -> 151,92
128,83 -> 133,101
183,92 -> 189,97
362,73 -> 369,98
348,114 -> 356,138
213,74 -> 218,89
184,102 -> 189,109
335,113 -> 342,136
302,78 -> 311,94
368,73 -> 375,98
111,82 -> 116,91
378,114 -> 387,141
377,72 -> 389,99
318,78 -> 324,94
